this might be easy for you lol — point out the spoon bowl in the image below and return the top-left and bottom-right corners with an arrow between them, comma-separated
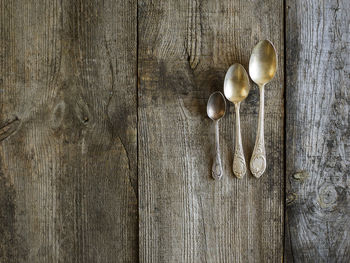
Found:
224,64 -> 251,103
249,40 -> 277,86
207,91 -> 226,121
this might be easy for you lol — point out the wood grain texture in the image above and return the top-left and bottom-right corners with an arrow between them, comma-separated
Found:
138,0 -> 284,262
286,0 -> 350,261
0,0 -> 137,262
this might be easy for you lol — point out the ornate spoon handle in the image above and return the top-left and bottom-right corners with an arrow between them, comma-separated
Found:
250,85 -> 266,178
233,102 -> 246,178
212,121 -> 223,180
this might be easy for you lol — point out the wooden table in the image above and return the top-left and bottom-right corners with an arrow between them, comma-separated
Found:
0,0 -> 348,262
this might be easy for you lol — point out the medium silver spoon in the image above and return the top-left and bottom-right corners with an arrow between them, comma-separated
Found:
207,91 -> 226,180
224,64 -> 250,178
249,40 -> 277,178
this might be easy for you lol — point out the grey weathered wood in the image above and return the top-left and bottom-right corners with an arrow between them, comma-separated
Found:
0,0 -> 137,262
138,0 -> 284,262
5,0 -> 349,262
286,0 -> 350,261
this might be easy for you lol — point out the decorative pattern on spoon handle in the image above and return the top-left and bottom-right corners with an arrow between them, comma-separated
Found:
250,86 -> 266,178
233,102 -> 246,178
212,121 -> 223,180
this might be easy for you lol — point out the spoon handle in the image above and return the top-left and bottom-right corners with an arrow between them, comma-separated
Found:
250,85 -> 266,178
233,102 -> 246,178
212,121 -> 223,180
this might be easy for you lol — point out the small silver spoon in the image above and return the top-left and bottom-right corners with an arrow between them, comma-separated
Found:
249,40 -> 277,178
224,64 -> 250,178
207,91 -> 226,180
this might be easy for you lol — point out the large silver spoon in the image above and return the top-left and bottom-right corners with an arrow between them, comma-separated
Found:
224,64 -> 250,178
207,91 -> 226,180
249,40 -> 277,178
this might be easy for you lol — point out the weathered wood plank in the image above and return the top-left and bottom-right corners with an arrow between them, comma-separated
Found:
0,0 -> 137,262
138,0 -> 284,262
286,0 -> 350,261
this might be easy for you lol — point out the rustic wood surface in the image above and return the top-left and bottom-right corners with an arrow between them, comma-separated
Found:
0,0 -> 138,262
0,0 -> 349,262
138,0 -> 284,262
285,0 -> 350,262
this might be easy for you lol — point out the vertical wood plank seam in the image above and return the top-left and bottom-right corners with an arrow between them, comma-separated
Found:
136,0 -> 140,262
283,0 -> 288,262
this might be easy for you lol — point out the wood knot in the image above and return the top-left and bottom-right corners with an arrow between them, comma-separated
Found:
286,192 -> 297,206
75,98 -> 92,126
318,184 -> 337,208
51,101 -> 66,129
292,171 -> 309,182
82,116 -> 89,124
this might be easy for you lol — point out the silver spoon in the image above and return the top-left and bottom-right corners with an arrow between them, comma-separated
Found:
249,40 -> 277,178
207,91 -> 226,180
224,64 -> 250,178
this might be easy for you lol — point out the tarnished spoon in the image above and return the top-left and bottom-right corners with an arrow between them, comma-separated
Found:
224,64 -> 250,178
249,40 -> 277,178
207,91 -> 226,180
